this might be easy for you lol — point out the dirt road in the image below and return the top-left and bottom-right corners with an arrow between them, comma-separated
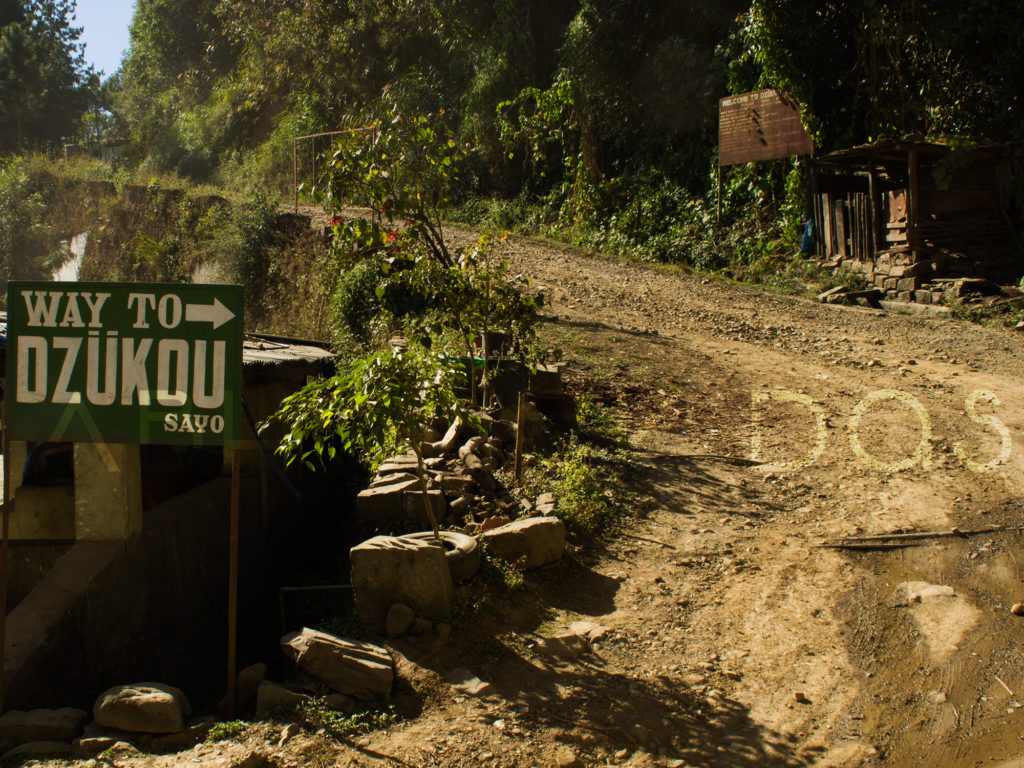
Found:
364,233 -> 1024,767
488,236 -> 1024,768
66,232 -> 1024,767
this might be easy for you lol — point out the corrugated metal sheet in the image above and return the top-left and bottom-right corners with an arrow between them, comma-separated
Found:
0,316 -> 329,367
243,334 -> 333,367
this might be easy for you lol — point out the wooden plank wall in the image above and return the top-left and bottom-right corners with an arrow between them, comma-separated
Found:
817,189 -> 883,263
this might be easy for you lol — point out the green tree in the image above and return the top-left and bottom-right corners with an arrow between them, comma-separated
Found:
0,0 -> 96,153
268,343 -> 464,538
730,1 -> 1024,150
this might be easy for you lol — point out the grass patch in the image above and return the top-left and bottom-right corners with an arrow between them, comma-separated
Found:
516,396 -> 631,539
295,698 -> 399,739
522,438 -> 620,538
478,543 -> 526,592
207,720 -> 248,742
946,297 -> 1024,328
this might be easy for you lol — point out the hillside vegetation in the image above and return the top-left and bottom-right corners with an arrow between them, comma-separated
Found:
4,1 -> 1024,284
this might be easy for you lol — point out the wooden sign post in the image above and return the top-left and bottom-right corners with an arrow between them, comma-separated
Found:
2,281 -> 245,713
0,405 -> 11,712
718,89 -> 816,222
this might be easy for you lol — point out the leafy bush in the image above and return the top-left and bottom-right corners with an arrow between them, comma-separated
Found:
521,436 -> 619,539
331,259 -> 386,347
547,440 -> 617,537
318,112 -> 540,406
574,395 -> 623,443
229,192 -> 278,310
126,232 -> 184,282
450,195 -> 551,234
0,157 -> 55,286
296,699 -> 398,739
479,543 -> 526,592
266,342 -> 465,534
206,720 -> 248,742
315,102 -> 467,268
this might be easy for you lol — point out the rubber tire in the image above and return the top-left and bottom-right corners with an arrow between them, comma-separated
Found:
404,531 -> 481,583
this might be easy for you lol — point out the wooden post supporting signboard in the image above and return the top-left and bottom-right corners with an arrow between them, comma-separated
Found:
717,165 -> 723,226
0,401 -> 11,712
226,448 -> 241,716
293,139 -> 299,214
514,392 -> 526,481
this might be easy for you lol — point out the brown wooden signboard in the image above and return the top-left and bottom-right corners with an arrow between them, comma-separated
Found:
719,89 -> 814,166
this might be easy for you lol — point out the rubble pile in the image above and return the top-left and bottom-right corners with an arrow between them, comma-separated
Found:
820,268 -> 1011,308
354,362 -> 573,538
0,685 -> 214,760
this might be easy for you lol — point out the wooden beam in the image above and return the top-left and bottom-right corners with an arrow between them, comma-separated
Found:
835,198 -> 847,260
907,148 -> 920,249
810,167 -> 823,258
867,171 -> 881,255
822,192 -> 833,258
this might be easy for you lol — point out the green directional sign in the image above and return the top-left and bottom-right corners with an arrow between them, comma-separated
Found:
5,281 -> 244,446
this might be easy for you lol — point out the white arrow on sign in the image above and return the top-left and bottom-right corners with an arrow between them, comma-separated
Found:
185,298 -> 235,330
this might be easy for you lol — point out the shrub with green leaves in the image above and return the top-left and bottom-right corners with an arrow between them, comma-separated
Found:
296,699 -> 398,739
574,394 -> 623,443
521,436 -> 619,539
315,100 -> 467,269
479,543 -> 525,592
547,440 -> 616,537
331,259 -> 385,347
265,342 -> 464,535
0,157 -> 58,286
206,720 -> 248,742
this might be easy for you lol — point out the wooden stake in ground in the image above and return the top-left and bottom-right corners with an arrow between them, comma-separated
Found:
514,392 -> 526,481
415,448 -> 440,540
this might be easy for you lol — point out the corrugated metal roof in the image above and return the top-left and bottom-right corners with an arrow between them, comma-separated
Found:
0,316 -> 331,367
243,333 -> 334,367
815,140 -> 1014,169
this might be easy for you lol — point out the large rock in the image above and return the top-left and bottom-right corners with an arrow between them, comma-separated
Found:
370,472 -> 417,487
530,364 -> 564,397
355,478 -> 420,523
386,604 -> 416,638
402,488 -> 447,524
281,628 -> 394,701
0,708 -> 87,746
237,663 -> 267,713
255,682 -> 308,718
151,720 -> 213,753
461,452 -> 484,472
438,473 -> 473,496
429,418 -> 464,456
458,437 -> 485,462
350,535 -> 454,633
489,419 -> 516,446
375,455 -> 420,476
479,442 -> 505,469
93,683 -> 190,734
481,516 -> 566,569
1,741 -> 75,761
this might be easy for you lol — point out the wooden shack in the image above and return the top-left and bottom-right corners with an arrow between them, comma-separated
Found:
811,140 -> 1022,303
